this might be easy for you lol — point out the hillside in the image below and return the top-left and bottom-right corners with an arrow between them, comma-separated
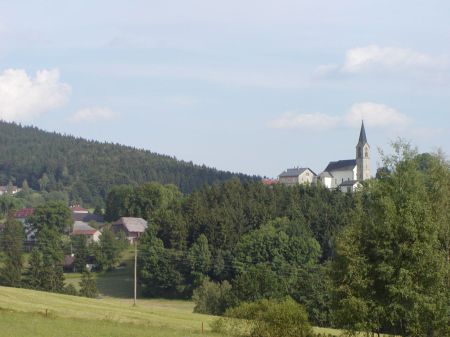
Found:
0,286 -> 343,337
0,121 -> 257,204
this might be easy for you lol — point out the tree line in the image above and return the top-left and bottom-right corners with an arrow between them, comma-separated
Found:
104,144 -> 449,337
0,121 -> 257,206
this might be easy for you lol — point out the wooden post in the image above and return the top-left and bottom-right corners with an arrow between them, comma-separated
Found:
133,239 -> 137,307
201,321 -> 204,334
45,309 -> 48,317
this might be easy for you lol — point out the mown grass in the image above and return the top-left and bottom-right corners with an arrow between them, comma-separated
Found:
64,249 -> 138,298
0,286 -> 220,337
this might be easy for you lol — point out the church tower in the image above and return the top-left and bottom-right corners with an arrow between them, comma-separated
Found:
356,121 -> 371,181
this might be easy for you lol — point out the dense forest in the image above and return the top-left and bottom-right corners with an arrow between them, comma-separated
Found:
103,145 -> 449,336
0,121 -> 257,205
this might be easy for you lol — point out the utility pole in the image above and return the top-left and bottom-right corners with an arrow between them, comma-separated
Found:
133,239 -> 137,307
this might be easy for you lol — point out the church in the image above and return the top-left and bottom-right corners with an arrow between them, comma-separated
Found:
277,122 -> 371,192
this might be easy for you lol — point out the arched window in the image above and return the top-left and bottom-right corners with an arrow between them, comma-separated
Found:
358,147 -> 362,158
365,149 -> 369,158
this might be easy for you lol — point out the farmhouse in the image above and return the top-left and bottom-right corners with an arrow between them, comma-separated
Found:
112,217 -> 148,243
72,221 -> 101,243
0,185 -> 21,196
278,168 -> 317,186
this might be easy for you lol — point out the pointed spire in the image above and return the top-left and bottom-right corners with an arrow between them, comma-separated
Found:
359,120 -> 367,144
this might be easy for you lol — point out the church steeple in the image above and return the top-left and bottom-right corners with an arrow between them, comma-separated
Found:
356,121 -> 371,181
358,121 -> 368,145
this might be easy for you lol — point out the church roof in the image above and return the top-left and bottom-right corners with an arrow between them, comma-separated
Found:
338,180 -> 360,187
279,167 -> 317,178
324,159 -> 357,172
359,121 -> 368,144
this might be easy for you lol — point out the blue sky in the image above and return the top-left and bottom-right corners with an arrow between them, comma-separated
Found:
0,1 -> 449,177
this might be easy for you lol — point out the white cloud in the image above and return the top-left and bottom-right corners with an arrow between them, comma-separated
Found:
316,45 -> 449,80
0,68 -> 70,122
342,45 -> 448,73
267,112 -> 340,130
268,102 -> 410,130
70,107 -> 119,123
345,102 -> 410,127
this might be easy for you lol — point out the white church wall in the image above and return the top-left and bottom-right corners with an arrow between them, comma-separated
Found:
329,169 -> 356,188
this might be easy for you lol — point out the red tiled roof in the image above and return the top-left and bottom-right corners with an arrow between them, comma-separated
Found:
73,229 -> 97,235
14,208 -> 35,219
70,205 -> 89,213
262,178 -> 279,186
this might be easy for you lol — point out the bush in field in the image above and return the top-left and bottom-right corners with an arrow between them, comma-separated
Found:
192,278 -> 234,315
212,297 -> 314,337
79,270 -> 98,298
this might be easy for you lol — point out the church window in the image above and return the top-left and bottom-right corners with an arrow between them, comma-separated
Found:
365,149 -> 369,158
358,147 -> 362,158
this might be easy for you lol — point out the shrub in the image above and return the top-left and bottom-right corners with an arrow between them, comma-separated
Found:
192,278 -> 234,315
213,297 -> 314,337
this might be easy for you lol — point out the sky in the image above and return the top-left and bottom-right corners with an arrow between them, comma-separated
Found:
0,0 -> 449,177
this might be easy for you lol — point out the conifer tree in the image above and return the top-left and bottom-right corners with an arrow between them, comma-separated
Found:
0,214 -> 24,286
79,270 -> 98,298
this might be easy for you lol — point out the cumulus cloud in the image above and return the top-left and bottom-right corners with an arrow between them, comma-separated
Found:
0,68 -> 71,122
268,112 -> 340,130
69,107 -> 119,123
317,45 -> 449,78
345,102 -> 410,127
342,45 -> 448,73
268,102 -> 410,130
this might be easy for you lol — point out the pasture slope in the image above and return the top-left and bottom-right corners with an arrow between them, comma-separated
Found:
0,286 -> 344,337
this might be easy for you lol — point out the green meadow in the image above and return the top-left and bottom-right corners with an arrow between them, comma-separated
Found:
0,285 -> 345,337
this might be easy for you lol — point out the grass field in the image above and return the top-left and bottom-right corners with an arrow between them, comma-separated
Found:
0,249 -> 346,337
0,286 -> 221,337
65,249 -> 138,298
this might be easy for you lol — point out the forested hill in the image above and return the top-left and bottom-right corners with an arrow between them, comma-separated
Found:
0,121 -> 257,204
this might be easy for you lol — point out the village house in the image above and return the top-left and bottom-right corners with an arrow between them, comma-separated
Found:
14,208 -> 36,249
0,185 -> 21,196
72,221 -> 101,243
112,217 -> 148,243
278,168 -> 317,186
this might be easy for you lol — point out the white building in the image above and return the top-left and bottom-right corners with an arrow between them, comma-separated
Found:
319,121 -> 371,191
278,168 -> 317,187
276,122 -> 371,192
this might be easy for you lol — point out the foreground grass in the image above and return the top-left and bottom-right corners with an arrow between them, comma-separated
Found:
0,286 -> 219,337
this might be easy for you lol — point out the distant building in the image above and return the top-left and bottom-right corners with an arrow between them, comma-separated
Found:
70,205 -> 89,214
278,168 -> 317,187
14,208 -> 36,248
261,178 -> 279,186
112,217 -> 148,243
72,221 -> 101,243
319,121 -> 370,192
0,185 -> 21,196
277,122 -> 371,192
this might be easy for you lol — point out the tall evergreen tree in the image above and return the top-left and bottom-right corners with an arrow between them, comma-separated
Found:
0,214 -> 24,286
332,143 -> 449,337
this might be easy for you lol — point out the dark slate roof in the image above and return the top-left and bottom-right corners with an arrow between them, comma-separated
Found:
359,121 -> 368,144
279,168 -> 317,178
324,159 -> 357,172
339,180 -> 360,187
72,213 -> 104,223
